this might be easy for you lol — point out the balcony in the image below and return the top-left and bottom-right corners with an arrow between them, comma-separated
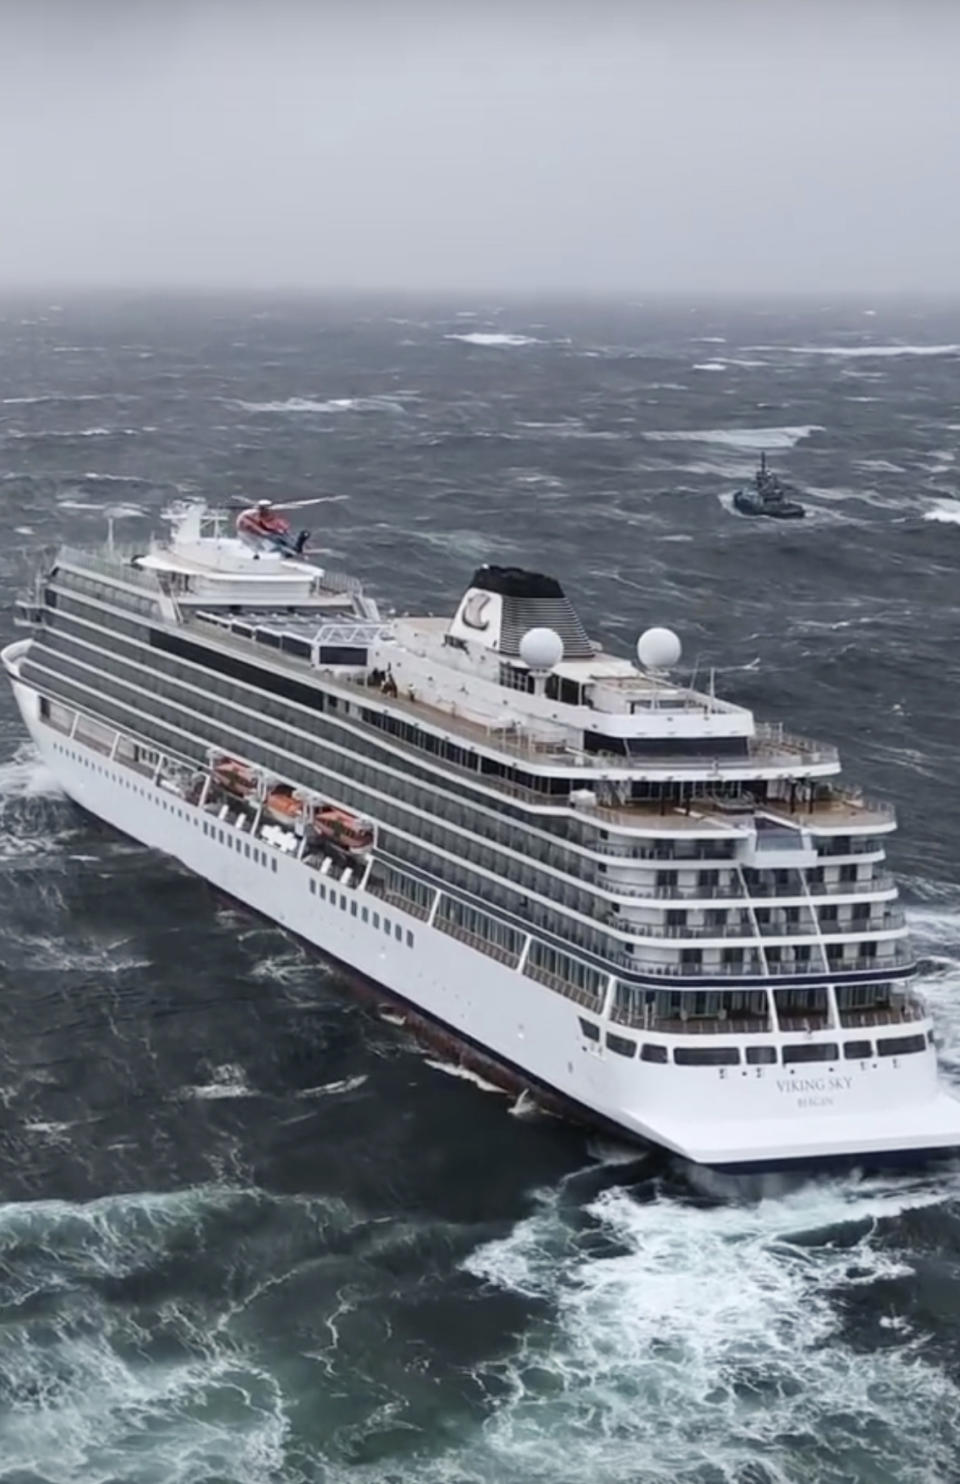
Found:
816,839 -> 887,858
610,1006 -> 771,1035
826,949 -> 916,973
819,909 -> 907,936
837,993 -> 926,1029
807,873 -> 895,896
600,880 -> 745,901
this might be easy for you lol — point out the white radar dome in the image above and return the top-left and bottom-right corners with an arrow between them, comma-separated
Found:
637,626 -> 682,670
520,626 -> 564,671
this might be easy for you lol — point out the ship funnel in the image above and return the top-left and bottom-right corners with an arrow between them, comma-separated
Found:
447,565 -> 593,658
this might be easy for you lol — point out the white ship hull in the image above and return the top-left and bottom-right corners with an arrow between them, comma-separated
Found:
7,644 -> 960,1172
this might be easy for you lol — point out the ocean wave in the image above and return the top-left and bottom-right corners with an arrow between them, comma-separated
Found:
9,426 -> 148,439
234,395 -> 408,414
423,1058 -> 505,1095
80,471 -> 152,485
0,1184 -> 350,1484
924,499 -> 960,525
691,361 -> 726,372
784,344 -> 960,359
178,1063 -> 255,1100
446,333 -> 540,347
1,393 -> 134,405
455,1171 -> 960,1484
0,749 -> 65,801
297,1074 -> 368,1098
645,424 -> 822,450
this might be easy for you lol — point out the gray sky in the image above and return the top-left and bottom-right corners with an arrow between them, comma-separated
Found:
1,0 -> 958,294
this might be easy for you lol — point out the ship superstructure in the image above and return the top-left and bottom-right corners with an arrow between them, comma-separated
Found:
5,501 -> 959,1170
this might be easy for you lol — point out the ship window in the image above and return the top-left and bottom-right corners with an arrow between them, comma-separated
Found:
406,930 -> 414,947
271,859 -> 277,873
844,1039 -> 872,1059
395,923 -> 402,940
218,830 -> 224,843
373,913 -> 380,929
579,1018 -> 600,1042
606,1032 -> 636,1058
746,1045 -> 777,1064
340,894 -> 347,910
877,1035 -> 926,1057
351,900 -> 357,917
640,1042 -> 667,1063
782,1043 -> 839,1064
362,907 -> 369,923
309,878 -> 316,895
674,1046 -> 740,1066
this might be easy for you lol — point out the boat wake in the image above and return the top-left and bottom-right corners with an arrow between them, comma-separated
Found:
449,1170 -> 960,1484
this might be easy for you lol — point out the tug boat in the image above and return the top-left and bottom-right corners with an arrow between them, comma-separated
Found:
733,453 -> 806,519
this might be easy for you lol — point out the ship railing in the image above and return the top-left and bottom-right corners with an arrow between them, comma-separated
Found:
58,544 -> 163,593
751,722 -> 839,765
432,913 -> 521,968
367,882 -> 432,922
609,1007 -> 771,1035
807,874 -> 895,896
592,841 -> 738,861
837,998 -> 926,1028
310,568 -> 365,598
601,880 -> 745,900
618,919 -> 816,941
826,951 -> 915,973
816,839 -> 885,857
773,1013 -> 833,1033
521,961 -> 605,1012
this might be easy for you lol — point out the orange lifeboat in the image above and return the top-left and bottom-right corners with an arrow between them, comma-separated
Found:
313,806 -> 374,854
212,756 -> 258,797
263,786 -> 304,826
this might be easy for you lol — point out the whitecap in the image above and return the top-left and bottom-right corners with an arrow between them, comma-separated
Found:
235,395 -> 407,414
446,332 -> 540,347
459,1170 -> 960,1483
424,1058 -> 505,1094
924,500 -> 960,525
180,1063 -> 253,1100
0,750 -> 65,800
692,361 -> 726,371
645,424 -> 822,451
297,1074 -> 368,1098
786,343 -> 960,358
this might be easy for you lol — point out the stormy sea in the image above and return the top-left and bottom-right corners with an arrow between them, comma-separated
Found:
0,294 -> 959,1484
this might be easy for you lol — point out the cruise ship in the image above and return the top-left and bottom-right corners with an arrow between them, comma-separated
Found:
5,501 -> 960,1172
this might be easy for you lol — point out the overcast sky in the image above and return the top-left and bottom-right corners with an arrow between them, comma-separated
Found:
0,0 -> 957,294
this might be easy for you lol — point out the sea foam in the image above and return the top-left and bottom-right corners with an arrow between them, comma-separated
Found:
645,424 -> 822,450
446,332 -> 540,347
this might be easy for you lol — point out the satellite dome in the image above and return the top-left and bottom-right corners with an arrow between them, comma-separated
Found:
520,626 -> 564,671
637,626 -> 682,670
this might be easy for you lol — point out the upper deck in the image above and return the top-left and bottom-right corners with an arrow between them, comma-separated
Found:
43,505 -> 856,800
